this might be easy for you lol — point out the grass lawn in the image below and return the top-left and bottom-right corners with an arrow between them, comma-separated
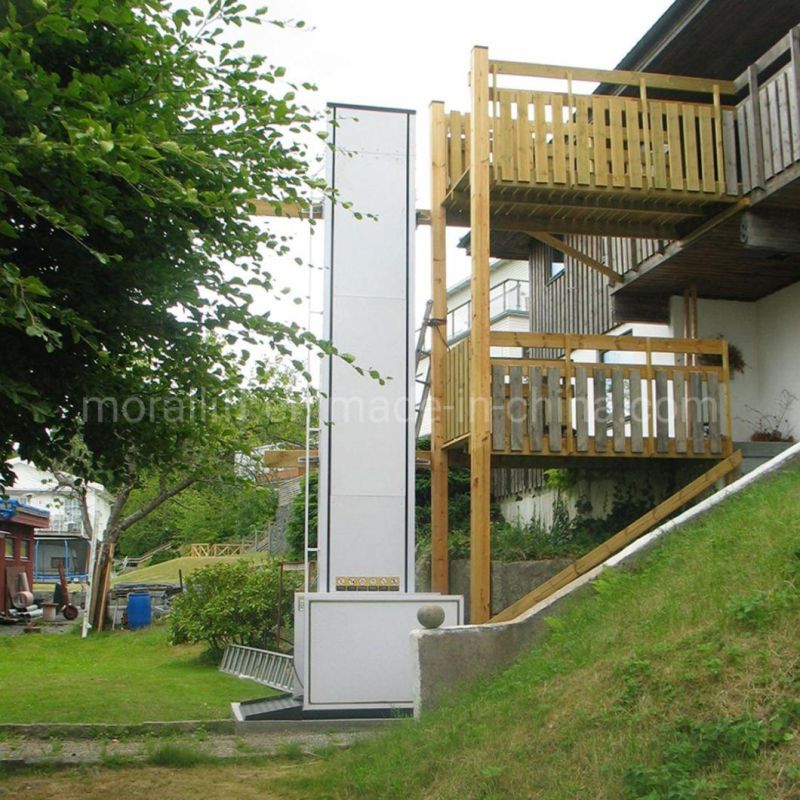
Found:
113,554 -> 268,586
273,465 -> 800,799
0,624 -> 270,723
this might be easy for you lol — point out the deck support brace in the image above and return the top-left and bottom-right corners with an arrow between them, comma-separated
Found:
490,449 -> 743,623
530,231 -> 620,284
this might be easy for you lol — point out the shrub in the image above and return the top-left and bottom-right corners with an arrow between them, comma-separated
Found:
169,559 -> 300,655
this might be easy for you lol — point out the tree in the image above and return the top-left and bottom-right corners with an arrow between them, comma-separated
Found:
0,0 -> 326,484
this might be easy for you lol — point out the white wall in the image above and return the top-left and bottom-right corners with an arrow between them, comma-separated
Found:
669,282 -> 800,442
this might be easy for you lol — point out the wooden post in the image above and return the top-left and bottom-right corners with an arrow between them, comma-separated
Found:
469,46 -> 492,624
429,101 -> 450,594
640,79 -> 652,188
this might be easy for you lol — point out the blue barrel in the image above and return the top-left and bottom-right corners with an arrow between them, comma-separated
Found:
127,592 -> 152,630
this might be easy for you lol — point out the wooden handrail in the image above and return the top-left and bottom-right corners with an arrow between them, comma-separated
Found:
489,59 -> 736,96
490,332 -> 726,354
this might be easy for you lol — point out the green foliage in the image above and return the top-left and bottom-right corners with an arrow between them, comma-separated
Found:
118,476 -> 277,557
285,470 -> 317,560
624,702 -> 800,799
146,548 -> 179,567
0,0 -> 327,484
169,559 -> 299,655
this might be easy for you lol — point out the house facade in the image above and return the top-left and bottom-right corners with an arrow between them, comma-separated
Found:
5,459 -> 113,583
0,500 -> 49,613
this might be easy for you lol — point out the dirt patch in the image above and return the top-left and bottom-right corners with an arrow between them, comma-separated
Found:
0,763 -> 305,800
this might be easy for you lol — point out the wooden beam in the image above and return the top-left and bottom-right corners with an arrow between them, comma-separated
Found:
489,60 -> 736,96
430,101 -> 450,595
530,231 -> 620,285
469,46 -> 493,624
490,331 -> 725,355
490,450 -> 743,623
740,210 -> 800,253
249,199 -> 324,219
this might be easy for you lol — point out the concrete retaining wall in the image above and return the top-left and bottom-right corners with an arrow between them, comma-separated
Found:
411,443 -> 800,717
417,558 -> 572,622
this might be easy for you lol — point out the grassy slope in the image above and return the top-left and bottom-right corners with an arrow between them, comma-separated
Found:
113,553 -> 268,586
282,467 -> 800,800
0,625 -> 269,723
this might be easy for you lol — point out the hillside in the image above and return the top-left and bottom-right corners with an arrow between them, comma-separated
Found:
281,465 -> 800,799
113,553 -> 269,586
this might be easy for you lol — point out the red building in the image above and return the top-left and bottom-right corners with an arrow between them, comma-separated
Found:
1,500 -> 50,614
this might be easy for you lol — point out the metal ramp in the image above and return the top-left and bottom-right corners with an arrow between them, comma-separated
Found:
219,645 -> 294,694
232,694 -> 304,721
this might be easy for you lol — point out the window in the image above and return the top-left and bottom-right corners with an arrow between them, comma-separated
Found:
64,496 -> 82,527
4,536 -> 14,559
19,538 -> 30,560
549,245 -> 565,281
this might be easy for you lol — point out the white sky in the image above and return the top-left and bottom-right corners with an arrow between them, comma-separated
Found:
238,0 -> 674,379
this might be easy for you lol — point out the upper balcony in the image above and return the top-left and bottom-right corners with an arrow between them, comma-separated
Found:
439,57 -> 745,240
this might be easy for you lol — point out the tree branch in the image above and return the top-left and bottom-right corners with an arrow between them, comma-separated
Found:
116,474 -> 198,534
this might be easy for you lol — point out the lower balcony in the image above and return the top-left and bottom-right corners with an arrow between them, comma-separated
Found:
444,332 -> 734,465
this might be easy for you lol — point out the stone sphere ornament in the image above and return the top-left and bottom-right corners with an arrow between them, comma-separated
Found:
417,604 -> 446,629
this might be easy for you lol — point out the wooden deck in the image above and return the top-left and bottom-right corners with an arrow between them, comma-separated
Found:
444,333 -> 733,461
440,63 -> 742,239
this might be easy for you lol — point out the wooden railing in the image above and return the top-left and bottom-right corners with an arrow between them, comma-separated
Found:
735,29 -> 800,193
444,333 -> 733,459
488,89 -> 736,197
186,542 -> 254,558
445,66 -> 741,200
445,337 -> 470,443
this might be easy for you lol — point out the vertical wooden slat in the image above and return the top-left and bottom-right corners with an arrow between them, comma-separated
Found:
760,85 -> 774,179
576,96 -> 591,185
737,103 -> 752,193
547,367 -> 562,453
666,103 -> 684,190
448,111 -> 463,187
655,370 -> 670,453
534,93 -> 549,183
768,80 -> 783,175
747,65 -> 766,189
592,97 -> 608,187
650,102 -> 667,189
645,339 -> 655,454
516,91 -> 532,183
497,92 -> 514,181
611,368 -> 625,452
722,341 -> 734,456
707,372 -> 722,455
722,109 -> 739,195
492,365 -> 506,451
509,366 -> 524,452
630,368 -> 644,453
626,99 -> 643,189
673,371 -> 687,453
698,106 -> 716,193
529,366 -> 543,452
682,105 -> 700,191
609,99 -> 626,187
640,80 -> 653,189
777,73 -> 793,170
575,366 -> 589,452
713,84 -> 725,193
688,371 -> 704,455
552,95 -> 567,184
593,367 -> 607,453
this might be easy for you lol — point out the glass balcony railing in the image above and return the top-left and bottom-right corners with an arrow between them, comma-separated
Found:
447,279 -> 529,340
